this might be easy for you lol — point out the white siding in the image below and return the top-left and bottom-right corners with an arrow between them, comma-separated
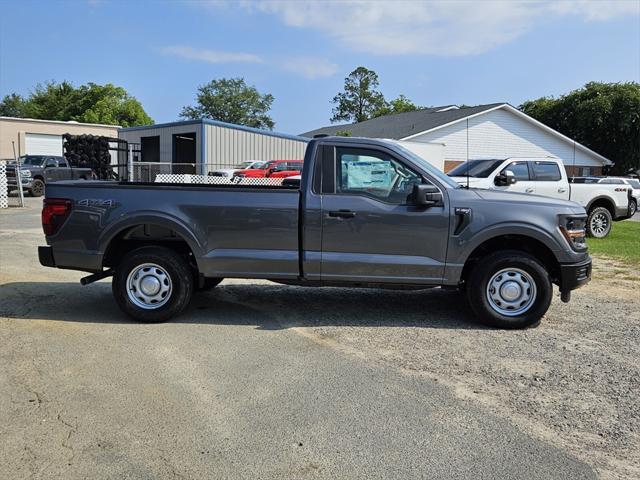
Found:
203,123 -> 307,168
409,108 -> 603,167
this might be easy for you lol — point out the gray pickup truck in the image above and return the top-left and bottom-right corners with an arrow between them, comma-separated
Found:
39,137 -> 592,328
7,155 -> 93,197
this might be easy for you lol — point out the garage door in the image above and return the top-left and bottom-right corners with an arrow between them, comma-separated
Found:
25,133 -> 63,156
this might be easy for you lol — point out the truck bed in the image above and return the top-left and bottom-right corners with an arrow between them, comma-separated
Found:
45,180 -> 302,278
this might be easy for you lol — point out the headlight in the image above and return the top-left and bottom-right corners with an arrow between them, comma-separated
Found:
559,215 -> 587,251
20,169 -> 32,177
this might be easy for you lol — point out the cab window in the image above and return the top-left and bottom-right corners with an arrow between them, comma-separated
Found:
335,147 -> 423,204
532,162 -> 561,181
501,161 -> 529,180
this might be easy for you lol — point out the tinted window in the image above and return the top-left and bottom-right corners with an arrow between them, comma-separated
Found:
599,178 -> 624,185
532,162 -> 561,181
501,161 -> 529,180
335,147 -> 423,204
20,155 -> 45,166
448,159 -> 505,178
628,179 -> 640,189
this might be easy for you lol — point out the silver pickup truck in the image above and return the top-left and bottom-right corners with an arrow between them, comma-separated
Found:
39,137 -> 592,328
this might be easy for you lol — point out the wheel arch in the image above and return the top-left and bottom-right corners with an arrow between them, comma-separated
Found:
460,233 -> 561,285
100,215 -> 204,271
585,196 -> 615,216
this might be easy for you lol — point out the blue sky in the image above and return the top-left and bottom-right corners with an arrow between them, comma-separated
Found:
1,0 -> 639,134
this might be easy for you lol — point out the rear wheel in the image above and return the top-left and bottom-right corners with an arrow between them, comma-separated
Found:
466,251 -> 552,329
30,179 -> 45,197
629,199 -> 637,217
112,246 -> 194,322
586,206 -> 612,238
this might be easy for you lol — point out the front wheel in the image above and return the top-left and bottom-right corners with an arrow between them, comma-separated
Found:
30,179 -> 45,197
629,199 -> 637,217
112,246 -> 194,322
586,206 -> 612,238
466,251 -> 552,329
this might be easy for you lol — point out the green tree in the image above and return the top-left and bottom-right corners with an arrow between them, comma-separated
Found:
373,94 -> 421,118
335,129 -> 353,137
68,83 -> 153,127
0,93 -> 28,117
520,82 -> 640,174
331,67 -> 386,123
180,78 -> 275,130
0,81 -> 153,127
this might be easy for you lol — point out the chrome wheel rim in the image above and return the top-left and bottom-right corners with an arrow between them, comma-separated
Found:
486,268 -> 537,317
126,263 -> 172,310
630,202 -> 637,216
590,212 -> 609,237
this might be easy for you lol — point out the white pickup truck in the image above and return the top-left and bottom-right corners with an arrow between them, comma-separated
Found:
448,157 -> 632,238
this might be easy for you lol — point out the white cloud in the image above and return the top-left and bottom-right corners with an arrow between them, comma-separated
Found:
160,46 -> 264,64
236,0 -> 640,56
160,45 -> 339,79
280,57 -> 339,79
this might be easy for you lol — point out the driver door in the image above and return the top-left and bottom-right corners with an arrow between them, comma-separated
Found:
497,160 -> 535,195
320,146 -> 449,284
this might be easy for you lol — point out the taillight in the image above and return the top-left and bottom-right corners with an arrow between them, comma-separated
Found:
42,198 -> 72,236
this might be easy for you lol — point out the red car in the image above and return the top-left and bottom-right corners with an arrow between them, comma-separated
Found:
233,160 -> 303,179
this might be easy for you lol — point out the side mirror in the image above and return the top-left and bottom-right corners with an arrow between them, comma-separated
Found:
412,184 -> 442,207
495,170 -> 517,186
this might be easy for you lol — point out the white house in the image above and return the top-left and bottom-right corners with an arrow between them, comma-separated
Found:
302,103 -> 612,175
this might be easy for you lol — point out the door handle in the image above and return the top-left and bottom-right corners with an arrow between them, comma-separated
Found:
525,188 -> 534,193
328,209 -> 356,219
558,188 -> 567,193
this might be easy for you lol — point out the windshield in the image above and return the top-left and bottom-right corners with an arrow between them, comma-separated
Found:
447,159 -> 505,178
19,155 -> 45,166
627,179 -> 640,189
390,143 -> 461,189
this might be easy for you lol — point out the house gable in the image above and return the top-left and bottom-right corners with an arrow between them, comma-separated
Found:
407,106 -> 607,168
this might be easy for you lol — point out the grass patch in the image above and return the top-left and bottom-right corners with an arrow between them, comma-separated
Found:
588,221 -> 640,265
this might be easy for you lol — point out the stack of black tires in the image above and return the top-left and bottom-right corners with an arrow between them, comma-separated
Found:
63,134 -> 116,180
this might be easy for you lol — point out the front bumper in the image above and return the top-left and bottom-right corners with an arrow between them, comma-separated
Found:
558,256 -> 592,293
7,177 -> 33,189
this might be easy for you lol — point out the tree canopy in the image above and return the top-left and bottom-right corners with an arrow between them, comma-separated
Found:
520,82 -> 640,174
0,81 -> 153,127
180,78 -> 275,130
331,67 -> 387,123
373,94 -> 422,118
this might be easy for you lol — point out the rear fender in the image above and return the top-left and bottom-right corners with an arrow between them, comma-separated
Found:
98,212 -> 205,264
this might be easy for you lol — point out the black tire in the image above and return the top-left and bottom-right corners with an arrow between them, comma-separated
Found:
197,277 -> 223,291
586,206 -> 612,238
466,250 -> 552,329
629,199 -> 637,217
112,246 -> 194,322
30,178 -> 45,197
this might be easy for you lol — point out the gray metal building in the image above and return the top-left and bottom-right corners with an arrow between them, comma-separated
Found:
118,119 -> 308,179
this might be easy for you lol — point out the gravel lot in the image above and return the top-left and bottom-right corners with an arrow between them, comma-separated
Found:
1,197 -> 638,479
